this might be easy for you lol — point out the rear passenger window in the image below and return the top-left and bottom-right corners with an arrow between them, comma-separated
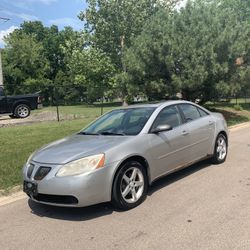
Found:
179,104 -> 201,122
198,108 -> 208,117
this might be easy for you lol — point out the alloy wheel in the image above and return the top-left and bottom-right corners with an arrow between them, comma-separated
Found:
216,136 -> 227,160
120,167 -> 144,204
17,106 -> 29,118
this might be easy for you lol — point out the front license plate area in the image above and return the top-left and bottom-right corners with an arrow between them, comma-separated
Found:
23,181 -> 38,196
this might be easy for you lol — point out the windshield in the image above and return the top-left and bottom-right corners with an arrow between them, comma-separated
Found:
81,107 -> 155,136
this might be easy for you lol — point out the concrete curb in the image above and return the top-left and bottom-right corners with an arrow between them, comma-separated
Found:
228,121 -> 250,131
0,121 -> 250,207
0,191 -> 26,207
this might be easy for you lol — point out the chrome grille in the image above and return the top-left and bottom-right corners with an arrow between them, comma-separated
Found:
34,167 -> 51,180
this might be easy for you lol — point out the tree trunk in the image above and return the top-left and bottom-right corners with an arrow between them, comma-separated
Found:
121,34 -> 128,106
122,99 -> 128,106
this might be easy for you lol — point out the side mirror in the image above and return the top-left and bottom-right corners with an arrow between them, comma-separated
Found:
151,124 -> 173,134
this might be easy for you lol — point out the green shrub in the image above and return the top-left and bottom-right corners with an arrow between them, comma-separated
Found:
233,104 -> 243,111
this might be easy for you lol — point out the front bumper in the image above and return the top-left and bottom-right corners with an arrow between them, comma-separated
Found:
23,161 -> 117,207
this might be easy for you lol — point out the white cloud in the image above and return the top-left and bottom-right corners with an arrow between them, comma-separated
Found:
28,0 -> 57,4
0,26 -> 18,47
1,10 -> 38,21
17,13 -> 39,21
49,17 -> 82,29
2,0 -> 57,11
10,0 -> 57,5
2,1 -> 32,11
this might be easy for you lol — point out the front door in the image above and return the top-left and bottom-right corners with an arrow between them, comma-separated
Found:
148,105 -> 191,180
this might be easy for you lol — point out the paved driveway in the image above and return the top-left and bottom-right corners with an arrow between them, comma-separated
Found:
0,126 -> 249,250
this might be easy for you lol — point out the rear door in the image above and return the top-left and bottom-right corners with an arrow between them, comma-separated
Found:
178,104 -> 215,161
148,105 -> 191,179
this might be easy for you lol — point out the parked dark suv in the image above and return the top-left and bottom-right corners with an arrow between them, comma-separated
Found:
0,86 -> 42,118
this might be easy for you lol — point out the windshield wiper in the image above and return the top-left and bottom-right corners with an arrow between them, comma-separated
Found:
78,132 -> 100,135
100,131 -> 125,136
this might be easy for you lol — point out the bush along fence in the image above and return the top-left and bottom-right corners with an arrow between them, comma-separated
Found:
1,83 -> 250,122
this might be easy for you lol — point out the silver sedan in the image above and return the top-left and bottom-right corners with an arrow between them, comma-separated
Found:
23,100 -> 228,210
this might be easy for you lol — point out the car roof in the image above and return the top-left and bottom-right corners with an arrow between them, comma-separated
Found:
123,100 -> 190,109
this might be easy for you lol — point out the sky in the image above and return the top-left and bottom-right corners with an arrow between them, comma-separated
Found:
0,0 -> 188,47
0,0 -> 87,47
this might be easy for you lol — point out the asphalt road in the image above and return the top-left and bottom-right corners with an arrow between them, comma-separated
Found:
0,126 -> 249,250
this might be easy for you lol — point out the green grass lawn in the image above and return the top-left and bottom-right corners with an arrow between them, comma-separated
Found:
33,104 -> 118,119
205,103 -> 250,126
0,104 -> 121,191
0,102 -> 249,192
0,118 -> 93,191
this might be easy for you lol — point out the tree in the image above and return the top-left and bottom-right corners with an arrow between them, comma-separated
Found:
2,32 -> 50,95
123,0 -> 250,102
122,9 -> 176,100
2,21 -> 81,103
64,43 -> 115,103
79,0 -> 180,103
18,22 -> 78,85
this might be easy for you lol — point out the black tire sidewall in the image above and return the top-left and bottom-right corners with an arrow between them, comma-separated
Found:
14,104 -> 30,118
213,134 -> 228,164
112,161 -> 148,210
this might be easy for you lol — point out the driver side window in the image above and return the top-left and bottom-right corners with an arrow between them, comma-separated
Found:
152,105 -> 182,130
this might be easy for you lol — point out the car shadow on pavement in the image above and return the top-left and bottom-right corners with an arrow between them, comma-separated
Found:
28,199 -> 115,221
28,159 -> 213,221
148,159 -> 212,195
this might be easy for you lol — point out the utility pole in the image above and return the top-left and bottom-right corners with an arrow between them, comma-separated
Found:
0,16 -> 10,87
0,49 -> 3,87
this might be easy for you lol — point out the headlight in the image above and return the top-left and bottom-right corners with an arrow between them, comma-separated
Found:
56,154 -> 105,177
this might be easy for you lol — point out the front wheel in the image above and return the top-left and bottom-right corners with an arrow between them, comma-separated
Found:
211,134 -> 228,164
112,161 -> 148,210
14,104 -> 30,118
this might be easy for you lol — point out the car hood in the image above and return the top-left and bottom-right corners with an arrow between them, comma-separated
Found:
32,134 -> 131,165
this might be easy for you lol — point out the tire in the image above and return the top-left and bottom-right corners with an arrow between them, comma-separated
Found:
112,161 -> 148,210
14,104 -> 30,118
211,133 -> 228,164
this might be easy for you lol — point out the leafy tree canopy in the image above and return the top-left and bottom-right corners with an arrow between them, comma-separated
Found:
79,0 -> 180,103
123,0 -> 250,102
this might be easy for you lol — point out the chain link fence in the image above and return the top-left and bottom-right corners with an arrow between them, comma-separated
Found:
1,83 -> 250,124
0,83 -> 124,124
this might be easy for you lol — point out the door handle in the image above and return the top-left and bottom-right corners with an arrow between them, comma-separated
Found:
182,130 -> 189,136
209,121 -> 214,126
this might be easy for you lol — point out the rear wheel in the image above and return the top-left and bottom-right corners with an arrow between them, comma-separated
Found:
14,104 -> 30,118
112,161 -> 148,210
211,134 -> 228,164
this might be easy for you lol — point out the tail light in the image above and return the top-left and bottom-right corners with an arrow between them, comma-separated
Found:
38,96 -> 42,103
